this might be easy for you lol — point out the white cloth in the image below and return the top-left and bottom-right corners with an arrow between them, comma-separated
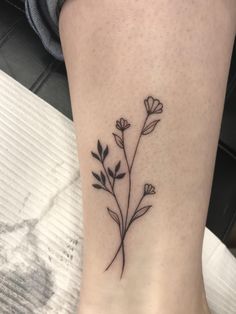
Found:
203,230 -> 236,313
0,70 -> 235,314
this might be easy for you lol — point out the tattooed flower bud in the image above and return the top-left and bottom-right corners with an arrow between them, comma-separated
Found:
144,96 -> 163,115
116,118 -> 131,131
144,184 -> 156,195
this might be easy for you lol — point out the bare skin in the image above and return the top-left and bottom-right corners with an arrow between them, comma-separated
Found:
59,1 -> 236,313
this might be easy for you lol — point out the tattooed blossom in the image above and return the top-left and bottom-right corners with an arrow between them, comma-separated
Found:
91,95 -> 164,278
144,96 -> 163,115
116,118 -> 131,131
144,184 -> 156,195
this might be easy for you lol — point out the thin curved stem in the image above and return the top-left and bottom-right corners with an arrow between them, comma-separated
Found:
102,160 -> 126,275
119,217 -> 125,279
122,131 -> 130,173
130,114 -> 149,172
120,241 -> 125,279
105,194 -> 145,271
128,194 -> 145,226
102,162 -> 124,232
104,223 -> 126,277
123,114 -> 148,230
104,237 -> 124,271
122,131 -> 131,230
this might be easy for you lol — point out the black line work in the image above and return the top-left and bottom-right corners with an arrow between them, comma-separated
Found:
91,96 -> 164,278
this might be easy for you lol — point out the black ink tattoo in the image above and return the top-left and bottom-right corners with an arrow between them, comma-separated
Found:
91,96 -> 164,278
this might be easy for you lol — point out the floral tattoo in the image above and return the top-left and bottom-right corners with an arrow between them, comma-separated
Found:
91,96 -> 164,278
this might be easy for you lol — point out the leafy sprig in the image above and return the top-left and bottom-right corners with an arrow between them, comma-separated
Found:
108,161 -> 126,180
91,141 -> 126,192
91,140 -> 109,162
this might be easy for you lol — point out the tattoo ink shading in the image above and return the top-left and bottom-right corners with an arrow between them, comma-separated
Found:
91,96 -> 164,278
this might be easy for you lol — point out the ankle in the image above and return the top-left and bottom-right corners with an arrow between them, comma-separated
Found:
78,276 -> 210,314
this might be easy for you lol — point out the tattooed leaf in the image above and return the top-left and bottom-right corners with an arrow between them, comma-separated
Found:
92,184 -> 103,190
97,140 -> 103,157
107,208 -> 120,225
116,172 -> 126,179
103,145 -> 109,160
108,167 -> 114,178
100,171 -> 106,185
132,205 -> 152,221
115,161 -> 121,173
92,171 -> 101,182
113,133 -> 124,149
142,120 -> 160,135
91,151 -> 100,161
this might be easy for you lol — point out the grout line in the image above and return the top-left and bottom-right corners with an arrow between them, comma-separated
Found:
29,61 -> 59,93
225,74 -> 236,101
0,18 -> 24,48
4,0 -> 25,13
218,141 -> 236,160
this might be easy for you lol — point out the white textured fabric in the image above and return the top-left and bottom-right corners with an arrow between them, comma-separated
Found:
203,229 -> 236,314
0,70 -> 235,313
0,71 -> 82,313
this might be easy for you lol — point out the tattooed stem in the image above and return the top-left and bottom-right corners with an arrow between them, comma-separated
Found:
128,194 -> 145,226
121,241 -> 125,278
102,162 -> 124,232
105,194 -> 145,271
119,218 -> 125,275
130,114 -> 149,172
102,160 -> 126,276
104,230 -> 126,276
123,114 -> 148,229
105,232 -> 126,272
122,131 -> 132,230
102,162 -> 113,190
122,131 -> 130,173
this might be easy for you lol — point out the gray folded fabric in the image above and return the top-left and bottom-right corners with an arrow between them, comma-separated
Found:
25,0 -> 65,61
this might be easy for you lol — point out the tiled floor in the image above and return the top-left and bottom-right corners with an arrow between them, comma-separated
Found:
0,0 -> 72,120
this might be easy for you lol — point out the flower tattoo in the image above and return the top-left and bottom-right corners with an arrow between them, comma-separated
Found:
144,96 -> 163,115
91,96 -> 164,278
144,184 -> 156,196
116,118 -> 131,131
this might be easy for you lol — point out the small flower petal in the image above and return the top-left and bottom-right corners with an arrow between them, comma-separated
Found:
144,96 -> 163,115
116,118 -> 131,131
144,183 -> 156,195
144,99 -> 150,113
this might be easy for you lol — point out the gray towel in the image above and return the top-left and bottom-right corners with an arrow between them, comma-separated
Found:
25,0 -> 64,61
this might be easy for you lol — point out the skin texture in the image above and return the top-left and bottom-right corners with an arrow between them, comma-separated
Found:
59,1 -> 236,313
